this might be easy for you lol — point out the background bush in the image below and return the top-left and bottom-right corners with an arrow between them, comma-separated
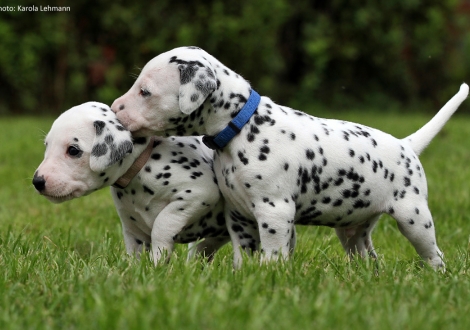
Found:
1,0 -> 469,114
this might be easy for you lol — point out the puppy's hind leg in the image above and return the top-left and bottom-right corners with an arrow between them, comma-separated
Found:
289,225 -> 297,256
389,200 -> 445,270
335,215 -> 380,259
187,237 -> 231,262
226,206 -> 260,268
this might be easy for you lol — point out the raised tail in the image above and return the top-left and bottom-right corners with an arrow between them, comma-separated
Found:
405,83 -> 468,156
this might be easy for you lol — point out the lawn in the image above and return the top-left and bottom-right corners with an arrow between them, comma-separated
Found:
1,108 -> 470,329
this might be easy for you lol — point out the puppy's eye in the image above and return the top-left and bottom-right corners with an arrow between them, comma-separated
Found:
139,88 -> 151,97
67,145 -> 82,157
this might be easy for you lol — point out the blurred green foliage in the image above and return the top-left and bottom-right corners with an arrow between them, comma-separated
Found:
0,0 -> 469,114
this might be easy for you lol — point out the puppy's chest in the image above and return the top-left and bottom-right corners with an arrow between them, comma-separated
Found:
113,178 -> 173,230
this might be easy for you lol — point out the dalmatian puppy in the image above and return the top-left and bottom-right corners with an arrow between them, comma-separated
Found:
32,101 -> 229,263
111,46 -> 468,269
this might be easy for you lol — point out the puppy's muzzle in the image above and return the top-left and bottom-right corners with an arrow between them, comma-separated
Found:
110,100 -> 125,114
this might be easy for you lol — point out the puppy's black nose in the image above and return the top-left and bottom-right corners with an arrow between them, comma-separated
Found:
32,173 -> 46,192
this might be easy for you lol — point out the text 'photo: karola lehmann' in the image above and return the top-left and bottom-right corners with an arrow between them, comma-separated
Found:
0,5 -> 71,12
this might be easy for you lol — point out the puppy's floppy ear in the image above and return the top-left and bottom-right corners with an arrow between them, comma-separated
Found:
173,57 -> 217,114
90,120 -> 133,172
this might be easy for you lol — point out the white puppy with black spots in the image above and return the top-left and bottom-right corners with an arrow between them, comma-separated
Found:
111,46 -> 468,269
33,102 -> 229,263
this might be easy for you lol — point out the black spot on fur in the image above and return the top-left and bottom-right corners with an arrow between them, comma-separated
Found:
322,197 -> 331,204
133,137 -> 147,145
143,185 -> 154,195
93,121 -> 106,135
306,149 -> 315,160
333,199 -> 343,207
91,143 -> 107,157
404,177 -> 411,187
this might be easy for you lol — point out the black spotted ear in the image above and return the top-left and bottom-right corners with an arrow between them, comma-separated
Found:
177,60 -> 217,114
90,120 -> 133,172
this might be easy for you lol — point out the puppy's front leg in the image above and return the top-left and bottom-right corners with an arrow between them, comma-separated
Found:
121,226 -> 149,259
151,200 -> 207,265
255,202 -> 296,263
116,208 -> 151,259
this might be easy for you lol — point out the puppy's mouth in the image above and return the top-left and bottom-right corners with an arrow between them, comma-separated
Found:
114,111 -> 139,131
41,191 -> 76,204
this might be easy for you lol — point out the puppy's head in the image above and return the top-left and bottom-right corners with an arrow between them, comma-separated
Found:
111,46 -> 217,136
33,102 -> 133,203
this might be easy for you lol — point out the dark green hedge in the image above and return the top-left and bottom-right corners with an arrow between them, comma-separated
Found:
0,0 -> 469,114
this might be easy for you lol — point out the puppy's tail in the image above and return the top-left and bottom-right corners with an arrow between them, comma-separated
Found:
404,83 -> 468,156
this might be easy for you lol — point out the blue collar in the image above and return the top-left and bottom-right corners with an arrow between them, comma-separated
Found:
203,89 -> 260,150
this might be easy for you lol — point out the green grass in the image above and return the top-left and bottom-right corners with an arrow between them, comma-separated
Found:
1,110 -> 470,329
